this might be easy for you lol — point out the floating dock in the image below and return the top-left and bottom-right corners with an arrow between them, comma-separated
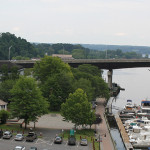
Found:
115,114 -> 133,150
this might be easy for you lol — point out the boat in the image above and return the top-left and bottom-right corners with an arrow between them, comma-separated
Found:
124,99 -> 134,110
137,100 -> 150,119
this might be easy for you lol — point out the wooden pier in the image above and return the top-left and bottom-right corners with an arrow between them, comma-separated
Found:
115,114 -> 133,150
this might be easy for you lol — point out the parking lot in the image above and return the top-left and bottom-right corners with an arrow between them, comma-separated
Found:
0,129 -> 91,150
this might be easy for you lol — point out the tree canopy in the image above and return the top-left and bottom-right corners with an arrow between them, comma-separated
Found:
10,76 -> 49,129
61,88 -> 95,127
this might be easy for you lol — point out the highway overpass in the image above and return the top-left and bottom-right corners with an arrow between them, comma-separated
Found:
1,59 -> 150,88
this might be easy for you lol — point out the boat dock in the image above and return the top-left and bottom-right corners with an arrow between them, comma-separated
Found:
115,114 -> 133,150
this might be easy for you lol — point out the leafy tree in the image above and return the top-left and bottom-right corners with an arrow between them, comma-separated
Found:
10,76 -> 49,129
0,110 -> 10,124
40,72 -> 74,111
61,89 -> 95,128
0,79 -> 16,102
72,65 -> 110,100
73,78 -> 94,101
0,65 -> 20,81
33,56 -> 73,83
0,64 -> 9,81
77,64 -> 102,77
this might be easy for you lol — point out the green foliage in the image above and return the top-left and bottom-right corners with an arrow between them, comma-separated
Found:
77,64 -> 102,77
61,89 -> 96,127
0,32 -> 144,59
0,65 -> 20,81
72,64 -> 110,101
0,64 -> 9,81
33,56 -> 73,83
10,76 -> 49,129
0,79 -> 16,102
0,110 -> 10,124
0,32 -> 38,60
73,78 -> 94,101
33,56 -> 74,111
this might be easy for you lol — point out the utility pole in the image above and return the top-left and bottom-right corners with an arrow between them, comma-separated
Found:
9,46 -> 12,61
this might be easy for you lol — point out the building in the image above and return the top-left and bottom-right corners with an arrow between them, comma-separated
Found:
0,100 -> 7,111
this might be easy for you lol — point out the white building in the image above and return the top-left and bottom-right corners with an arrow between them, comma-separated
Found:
0,100 -> 7,111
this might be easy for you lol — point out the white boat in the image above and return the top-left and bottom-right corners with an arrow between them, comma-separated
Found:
124,99 -> 134,110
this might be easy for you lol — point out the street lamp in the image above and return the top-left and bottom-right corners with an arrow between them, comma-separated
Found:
9,46 -> 12,61
97,133 -> 106,150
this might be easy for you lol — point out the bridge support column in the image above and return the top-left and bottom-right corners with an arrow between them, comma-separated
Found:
107,69 -> 113,89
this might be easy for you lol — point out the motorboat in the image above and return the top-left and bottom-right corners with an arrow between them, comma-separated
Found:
124,99 -> 134,110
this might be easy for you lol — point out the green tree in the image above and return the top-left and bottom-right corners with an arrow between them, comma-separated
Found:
0,79 -> 16,102
33,56 -> 73,83
61,89 -> 95,128
10,76 -> 49,129
41,71 -> 74,111
78,64 -> 102,77
33,56 -> 74,111
0,64 -> 9,81
73,78 -> 94,101
0,110 -> 10,124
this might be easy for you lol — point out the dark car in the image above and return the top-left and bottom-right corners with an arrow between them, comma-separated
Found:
68,136 -> 76,145
54,136 -> 63,144
26,132 -> 37,142
29,147 -> 37,150
80,138 -> 88,146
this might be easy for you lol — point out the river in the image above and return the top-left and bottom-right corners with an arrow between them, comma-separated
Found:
104,67 -> 150,150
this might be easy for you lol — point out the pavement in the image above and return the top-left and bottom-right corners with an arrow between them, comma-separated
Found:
95,98 -> 115,150
27,113 -> 75,129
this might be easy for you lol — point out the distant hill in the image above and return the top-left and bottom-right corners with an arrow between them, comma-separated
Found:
82,44 -> 150,54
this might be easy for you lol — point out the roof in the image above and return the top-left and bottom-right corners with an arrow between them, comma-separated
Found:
0,100 -> 7,105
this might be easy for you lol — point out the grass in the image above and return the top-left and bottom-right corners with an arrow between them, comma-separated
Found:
48,111 -> 61,114
0,124 -> 29,135
60,129 -> 100,150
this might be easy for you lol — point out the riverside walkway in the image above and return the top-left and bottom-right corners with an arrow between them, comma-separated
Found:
95,98 -> 115,150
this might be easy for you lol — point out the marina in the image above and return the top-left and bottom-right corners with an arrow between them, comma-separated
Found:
111,99 -> 150,150
104,68 -> 150,150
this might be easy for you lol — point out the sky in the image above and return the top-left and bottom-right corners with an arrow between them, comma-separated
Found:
0,0 -> 150,46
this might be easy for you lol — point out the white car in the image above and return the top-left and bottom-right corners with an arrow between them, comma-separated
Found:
14,134 -> 24,141
14,146 -> 25,150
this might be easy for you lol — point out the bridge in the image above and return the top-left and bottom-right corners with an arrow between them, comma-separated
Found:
1,59 -> 150,70
1,59 -> 150,88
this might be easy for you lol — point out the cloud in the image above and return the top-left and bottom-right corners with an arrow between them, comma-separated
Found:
115,32 -> 127,36
12,27 -> 20,32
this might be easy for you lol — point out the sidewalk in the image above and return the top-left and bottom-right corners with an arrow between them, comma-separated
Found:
95,98 -> 115,150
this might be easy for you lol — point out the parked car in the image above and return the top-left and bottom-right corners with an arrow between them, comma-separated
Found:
68,136 -> 76,145
3,131 -> 12,139
14,134 -> 24,141
29,147 -> 37,150
26,132 -> 37,142
14,146 -> 25,150
80,138 -> 88,146
54,136 -> 63,144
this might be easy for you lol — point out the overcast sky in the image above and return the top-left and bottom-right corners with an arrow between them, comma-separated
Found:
0,0 -> 150,46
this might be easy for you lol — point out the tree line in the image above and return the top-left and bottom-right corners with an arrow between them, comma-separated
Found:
0,32 -> 145,60
0,56 -> 109,129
